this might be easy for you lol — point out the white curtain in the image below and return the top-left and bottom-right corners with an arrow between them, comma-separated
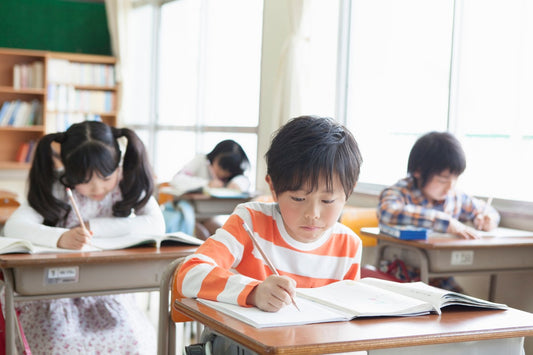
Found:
271,0 -> 312,127
105,0 -> 131,127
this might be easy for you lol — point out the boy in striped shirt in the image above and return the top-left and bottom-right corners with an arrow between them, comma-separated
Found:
174,116 -> 363,354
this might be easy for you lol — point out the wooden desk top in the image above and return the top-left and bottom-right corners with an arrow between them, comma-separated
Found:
174,297 -> 533,354
0,245 -> 197,268
360,229 -> 533,250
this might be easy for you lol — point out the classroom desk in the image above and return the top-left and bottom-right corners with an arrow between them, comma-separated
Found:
360,227 -> 533,301
173,296 -> 533,354
181,192 -> 253,219
0,245 -> 197,354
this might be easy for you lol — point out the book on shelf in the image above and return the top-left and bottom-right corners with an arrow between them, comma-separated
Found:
379,223 -> 429,240
15,142 -> 30,163
6,100 -> 21,126
0,100 -> 42,127
197,277 -> 508,328
15,140 -> 36,163
13,62 -> 44,89
2,100 -> 20,126
0,101 -> 11,125
0,232 -> 202,255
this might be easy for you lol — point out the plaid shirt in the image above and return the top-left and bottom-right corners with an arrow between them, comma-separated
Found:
378,176 -> 500,233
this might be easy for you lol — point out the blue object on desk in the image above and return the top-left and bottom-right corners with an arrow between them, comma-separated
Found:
379,223 -> 429,240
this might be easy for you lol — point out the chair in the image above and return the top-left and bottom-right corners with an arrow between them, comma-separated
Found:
339,206 -> 379,247
157,182 -> 175,206
158,257 -> 204,355
0,190 -> 20,225
158,257 -> 183,355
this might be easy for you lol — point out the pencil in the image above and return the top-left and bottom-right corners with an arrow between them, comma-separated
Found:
242,222 -> 301,311
484,197 -> 493,215
66,188 -> 98,250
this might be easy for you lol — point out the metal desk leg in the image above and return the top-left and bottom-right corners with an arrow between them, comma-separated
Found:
488,274 -> 498,302
2,268 -> 16,354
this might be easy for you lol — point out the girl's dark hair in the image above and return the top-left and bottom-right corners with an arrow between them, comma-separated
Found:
265,116 -> 362,199
407,131 -> 466,188
206,139 -> 250,182
28,121 -> 154,226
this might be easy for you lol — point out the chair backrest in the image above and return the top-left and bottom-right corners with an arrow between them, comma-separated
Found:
340,206 -> 379,247
0,190 -> 20,225
157,182 -> 174,205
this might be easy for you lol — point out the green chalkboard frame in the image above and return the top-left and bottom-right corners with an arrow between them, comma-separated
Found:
0,0 -> 111,55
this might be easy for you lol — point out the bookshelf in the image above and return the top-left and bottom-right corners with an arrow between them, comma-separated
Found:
0,48 -> 118,170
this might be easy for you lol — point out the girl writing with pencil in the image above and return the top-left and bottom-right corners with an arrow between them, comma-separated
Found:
4,120 -> 164,354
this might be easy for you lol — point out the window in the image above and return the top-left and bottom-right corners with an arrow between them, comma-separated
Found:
125,0 -> 263,187
345,0 -> 533,202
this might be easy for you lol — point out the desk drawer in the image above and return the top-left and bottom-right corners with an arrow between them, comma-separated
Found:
12,259 -> 173,295
427,247 -> 533,272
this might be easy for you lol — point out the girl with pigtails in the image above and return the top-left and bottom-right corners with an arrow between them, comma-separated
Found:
4,121 -> 164,354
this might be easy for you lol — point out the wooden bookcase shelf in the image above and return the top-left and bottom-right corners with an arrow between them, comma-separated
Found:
0,48 -> 118,169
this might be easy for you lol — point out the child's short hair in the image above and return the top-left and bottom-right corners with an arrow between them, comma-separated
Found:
407,131 -> 466,187
265,116 -> 362,199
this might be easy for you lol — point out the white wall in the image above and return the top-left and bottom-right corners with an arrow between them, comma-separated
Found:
0,170 -> 27,202
256,0 -> 290,195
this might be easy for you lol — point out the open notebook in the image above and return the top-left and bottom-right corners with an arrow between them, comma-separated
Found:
197,277 -> 507,328
0,232 -> 202,254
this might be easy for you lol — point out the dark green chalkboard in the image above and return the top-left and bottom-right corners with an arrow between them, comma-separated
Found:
0,0 -> 111,55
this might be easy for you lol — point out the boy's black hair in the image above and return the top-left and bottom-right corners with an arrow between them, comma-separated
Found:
206,139 -> 250,182
28,121 -> 155,226
407,131 -> 466,188
265,116 -> 362,199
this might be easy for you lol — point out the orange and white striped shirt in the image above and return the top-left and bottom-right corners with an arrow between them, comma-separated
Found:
173,201 -> 362,307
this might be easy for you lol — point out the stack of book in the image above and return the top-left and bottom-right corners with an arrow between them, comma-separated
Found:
379,223 -> 429,240
0,100 -> 42,127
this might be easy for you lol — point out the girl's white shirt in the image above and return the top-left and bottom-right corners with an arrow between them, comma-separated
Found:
170,154 -> 250,193
3,183 -> 165,248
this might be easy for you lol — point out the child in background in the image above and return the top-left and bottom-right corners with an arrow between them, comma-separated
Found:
378,131 -> 499,289
4,121 -> 165,354
170,139 -> 251,236
171,139 -> 250,193
174,116 -> 363,354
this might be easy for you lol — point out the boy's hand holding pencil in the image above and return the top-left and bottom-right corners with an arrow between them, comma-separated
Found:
246,275 -> 298,312
242,222 -> 301,312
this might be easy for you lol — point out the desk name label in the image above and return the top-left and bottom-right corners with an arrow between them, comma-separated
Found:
451,250 -> 474,265
45,266 -> 79,284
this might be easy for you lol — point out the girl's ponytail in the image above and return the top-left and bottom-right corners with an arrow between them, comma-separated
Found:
111,127 -> 154,216
27,132 -> 70,225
